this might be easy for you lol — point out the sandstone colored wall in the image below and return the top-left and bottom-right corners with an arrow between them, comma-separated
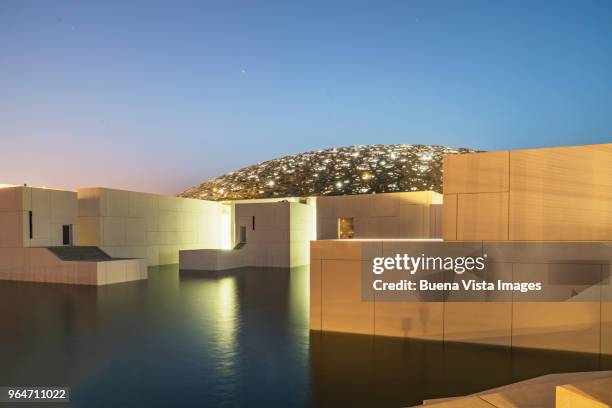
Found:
443,143 -> 612,241
180,201 -> 315,270
0,186 -> 78,248
311,239 -> 612,356
316,191 -> 442,240
0,247 -> 146,285
77,188 -> 227,266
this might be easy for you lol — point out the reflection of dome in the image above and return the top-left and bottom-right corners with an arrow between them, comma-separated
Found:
178,144 -> 478,201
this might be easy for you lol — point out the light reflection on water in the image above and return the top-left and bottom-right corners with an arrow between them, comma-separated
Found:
0,265 -> 609,408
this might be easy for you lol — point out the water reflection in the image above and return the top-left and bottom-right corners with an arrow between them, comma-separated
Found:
310,331 -> 610,407
178,267 -> 309,407
190,275 -> 238,377
216,277 -> 238,374
0,265 -> 609,408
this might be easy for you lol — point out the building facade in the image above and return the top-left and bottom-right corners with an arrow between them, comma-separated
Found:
442,143 -> 612,241
316,191 -> 442,240
180,200 -> 315,270
310,143 -> 612,357
77,187 -> 230,266
0,186 -> 146,285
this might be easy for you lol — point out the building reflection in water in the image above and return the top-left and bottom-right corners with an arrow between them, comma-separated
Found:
310,329 -> 610,407
182,273 -> 240,381
216,276 -> 238,357
0,265 -> 609,407
179,266 -> 309,406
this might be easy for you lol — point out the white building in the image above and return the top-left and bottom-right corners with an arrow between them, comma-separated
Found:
0,185 -> 146,285
0,183 -> 442,279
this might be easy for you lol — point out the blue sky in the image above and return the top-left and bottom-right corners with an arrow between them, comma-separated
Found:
1,0 -> 611,194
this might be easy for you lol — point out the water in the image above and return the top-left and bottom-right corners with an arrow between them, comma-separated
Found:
0,265 -> 609,407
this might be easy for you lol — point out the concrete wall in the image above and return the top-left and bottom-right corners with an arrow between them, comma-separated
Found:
316,191 -> 443,240
0,186 -> 24,248
310,239 -> 612,356
179,248 -> 246,271
0,186 -> 78,248
234,200 -> 314,267
0,247 -> 146,285
290,201 -> 315,266
180,200 -> 316,270
443,143 -> 612,241
234,201 -> 291,267
77,188 -> 228,266
0,186 -> 146,285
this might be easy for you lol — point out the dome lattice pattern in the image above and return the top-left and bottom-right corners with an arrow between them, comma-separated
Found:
178,144 -> 477,201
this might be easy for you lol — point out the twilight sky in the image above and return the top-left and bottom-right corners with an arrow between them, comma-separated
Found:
1,1 -> 611,195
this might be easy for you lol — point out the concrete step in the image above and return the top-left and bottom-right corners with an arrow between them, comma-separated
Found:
415,371 -> 612,408
556,377 -> 611,408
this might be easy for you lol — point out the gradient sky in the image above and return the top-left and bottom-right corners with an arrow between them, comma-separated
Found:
1,1 -> 611,194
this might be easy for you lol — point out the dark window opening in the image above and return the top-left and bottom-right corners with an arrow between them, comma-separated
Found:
239,226 -> 247,243
252,216 -> 255,230
29,211 -> 33,239
62,225 -> 72,246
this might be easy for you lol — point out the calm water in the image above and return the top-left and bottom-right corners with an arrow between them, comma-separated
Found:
0,265 -> 609,407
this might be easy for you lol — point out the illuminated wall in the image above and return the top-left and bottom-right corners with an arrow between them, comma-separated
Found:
233,200 -> 315,267
316,191 -> 442,240
180,200 -> 316,270
290,201 -> 316,266
310,239 -> 612,356
77,188 -> 228,266
442,143 -> 612,241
